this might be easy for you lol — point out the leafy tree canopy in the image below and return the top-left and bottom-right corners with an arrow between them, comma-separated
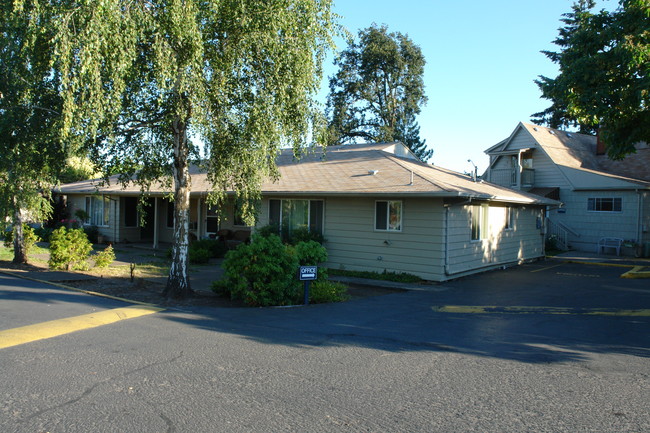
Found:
533,0 -> 650,159
326,24 -> 432,161
22,0 -> 338,298
0,2 -> 70,263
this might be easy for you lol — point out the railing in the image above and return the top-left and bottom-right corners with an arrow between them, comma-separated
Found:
490,169 -> 516,187
546,218 -> 569,251
521,168 -> 535,186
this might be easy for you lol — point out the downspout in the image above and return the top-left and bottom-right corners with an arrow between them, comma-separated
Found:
444,205 -> 450,276
637,190 -> 643,247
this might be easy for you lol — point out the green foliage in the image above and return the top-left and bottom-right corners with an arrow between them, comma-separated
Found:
189,247 -> 210,265
256,224 -> 326,246
219,234 -> 300,307
74,209 -> 90,223
214,234 -> 334,306
34,0 -> 338,298
533,0 -> 650,159
93,245 -> 116,268
326,24 -> 431,161
190,239 -> 227,259
83,225 -> 100,244
33,226 -> 54,243
328,268 -> 423,283
48,227 -> 93,271
309,280 -> 350,304
3,225 -> 39,254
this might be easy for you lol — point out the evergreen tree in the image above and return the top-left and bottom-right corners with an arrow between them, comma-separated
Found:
533,0 -> 650,159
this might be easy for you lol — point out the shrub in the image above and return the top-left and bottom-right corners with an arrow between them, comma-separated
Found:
93,245 -> 116,268
189,247 -> 210,264
308,280 -> 350,304
3,224 -> 40,254
49,226 -> 93,270
255,224 -> 326,245
83,225 -> 100,244
33,226 -> 54,243
295,240 -> 328,280
327,268 -> 423,283
191,239 -> 227,258
217,233 -> 300,306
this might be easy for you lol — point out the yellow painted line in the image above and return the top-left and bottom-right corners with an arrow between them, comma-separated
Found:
432,305 -> 650,316
0,305 -> 164,350
621,266 -> 650,279
530,264 -> 564,273
562,260 -> 634,269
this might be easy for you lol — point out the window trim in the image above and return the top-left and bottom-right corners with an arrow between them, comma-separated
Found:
587,197 -> 622,213
504,206 -> 514,231
85,195 -> 110,227
470,204 -> 488,241
374,200 -> 403,232
268,198 -> 325,236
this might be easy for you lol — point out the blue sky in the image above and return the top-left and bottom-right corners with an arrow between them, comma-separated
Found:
319,0 -> 614,173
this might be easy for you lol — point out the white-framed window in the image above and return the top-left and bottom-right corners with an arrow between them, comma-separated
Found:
471,204 -> 487,241
85,195 -> 110,227
269,199 -> 324,237
375,200 -> 402,232
587,197 -> 622,212
504,206 -> 514,230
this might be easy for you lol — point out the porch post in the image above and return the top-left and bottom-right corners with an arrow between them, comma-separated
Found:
197,198 -> 202,240
153,197 -> 159,249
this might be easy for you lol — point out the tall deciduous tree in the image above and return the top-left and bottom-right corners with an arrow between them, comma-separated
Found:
38,0 -> 337,298
533,0 -> 650,159
326,24 -> 431,161
0,2 -> 66,264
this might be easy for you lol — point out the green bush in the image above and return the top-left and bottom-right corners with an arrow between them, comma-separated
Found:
189,247 -> 211,264
191,239 -> 227,258
217,233 -> 300,306
48,226 -> 93,270
3,224 -> 40,254
33,226 -> 53,243
93,245 -> 116,268
256,224 -> 326,245
83,225 -> 100,244
295,240 -> 329,280
308,280 -> 349,304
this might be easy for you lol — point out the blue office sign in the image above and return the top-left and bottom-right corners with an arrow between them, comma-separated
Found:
299,266 -> 318,281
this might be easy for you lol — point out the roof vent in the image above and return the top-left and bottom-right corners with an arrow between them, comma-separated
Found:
368,169 -> 379,176
533,127 -> 538,132
566,133 -> 572,138
549,130 -> 555,135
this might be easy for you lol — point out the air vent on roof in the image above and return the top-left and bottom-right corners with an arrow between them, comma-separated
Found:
567,133 -> 572,138
549,130 -> 555,135
368,170 -> 379,175
533,127 -> 538,132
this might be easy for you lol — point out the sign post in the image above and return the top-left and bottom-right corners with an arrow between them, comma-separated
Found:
298,266 -> 318,305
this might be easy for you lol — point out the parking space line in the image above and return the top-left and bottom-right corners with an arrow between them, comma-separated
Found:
0,305 -> 164,350
432,305 -> 650,316
530,264 -> 564,273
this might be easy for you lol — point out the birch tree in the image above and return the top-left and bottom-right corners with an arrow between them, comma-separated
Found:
37,0 -> 337,298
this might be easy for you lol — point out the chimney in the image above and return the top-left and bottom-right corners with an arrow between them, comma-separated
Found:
596,129 -> 606,155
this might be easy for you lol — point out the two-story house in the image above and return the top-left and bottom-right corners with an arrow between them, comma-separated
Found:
484,122 -> 650,255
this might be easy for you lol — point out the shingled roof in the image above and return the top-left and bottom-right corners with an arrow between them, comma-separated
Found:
57,142 -> 557,205
516,123 -> 650,186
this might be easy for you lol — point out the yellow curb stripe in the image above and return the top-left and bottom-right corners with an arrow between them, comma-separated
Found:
621,266 -> 650,279
0,305 -> 164,350
562,260 -> 635,269
432,305 -> 650,316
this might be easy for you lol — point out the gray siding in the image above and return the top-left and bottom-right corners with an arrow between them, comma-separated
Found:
549,190 -> 644,252
259,196 -> 446,281
446,203 -> 544,276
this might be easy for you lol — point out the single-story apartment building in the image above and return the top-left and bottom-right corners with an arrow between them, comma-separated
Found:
57,142 -> 558,281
